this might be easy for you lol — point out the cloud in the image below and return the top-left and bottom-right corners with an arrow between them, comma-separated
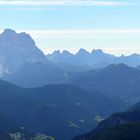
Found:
21,29 -> 140,39
13,28 -> 140,55
0,0 -> 131,6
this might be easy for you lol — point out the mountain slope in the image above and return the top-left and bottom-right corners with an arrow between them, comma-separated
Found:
73,101 -> 140,140
54,62 -> 91,72
0,79 -> 125,140
69,63 -> 140,101
3,61 -> 77,87
75,122 -> 140,140
0,114 -> 53,140
136,65 -> 140,70
117,54 -> 140,67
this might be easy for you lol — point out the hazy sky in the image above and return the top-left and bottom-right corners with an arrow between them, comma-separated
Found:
0,0 -> 140,55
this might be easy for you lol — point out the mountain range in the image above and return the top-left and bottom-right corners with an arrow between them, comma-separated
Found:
47,49 -> 140,68
0,29 -> 140,103
68,63 -> 140,102
0,29 -> 140,91
0,79 -> 125,140
0,29 -> 140,139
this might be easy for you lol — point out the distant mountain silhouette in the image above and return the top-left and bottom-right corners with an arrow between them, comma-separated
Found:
47,49 -> 140,68
117,53 -> 140,67
0,28 -> 140,78
0,29 -> 46,76
75,49 -> 93,66
69,63 -> 140,102
1,29 -> 140,88
47,50 -> 81,65
47,50 -> 91,72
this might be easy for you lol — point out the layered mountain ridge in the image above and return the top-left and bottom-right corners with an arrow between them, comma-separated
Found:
47,48 -> 140,68
0,79 -> 125,140
69,63 -> 140,102
0,29 -> 139,140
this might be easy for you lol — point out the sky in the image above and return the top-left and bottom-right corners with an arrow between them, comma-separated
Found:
0,0 -> 140,56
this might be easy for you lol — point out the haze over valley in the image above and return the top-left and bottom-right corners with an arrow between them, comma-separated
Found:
0,0 -> 140,139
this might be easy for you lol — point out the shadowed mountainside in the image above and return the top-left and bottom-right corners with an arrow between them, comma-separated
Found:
0,79 -> 126,140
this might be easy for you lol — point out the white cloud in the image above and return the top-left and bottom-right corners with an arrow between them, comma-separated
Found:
21,29 -> 140,39
98,47 -> 140,56
13,29 -> 140,55
0,0 -> 131,6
